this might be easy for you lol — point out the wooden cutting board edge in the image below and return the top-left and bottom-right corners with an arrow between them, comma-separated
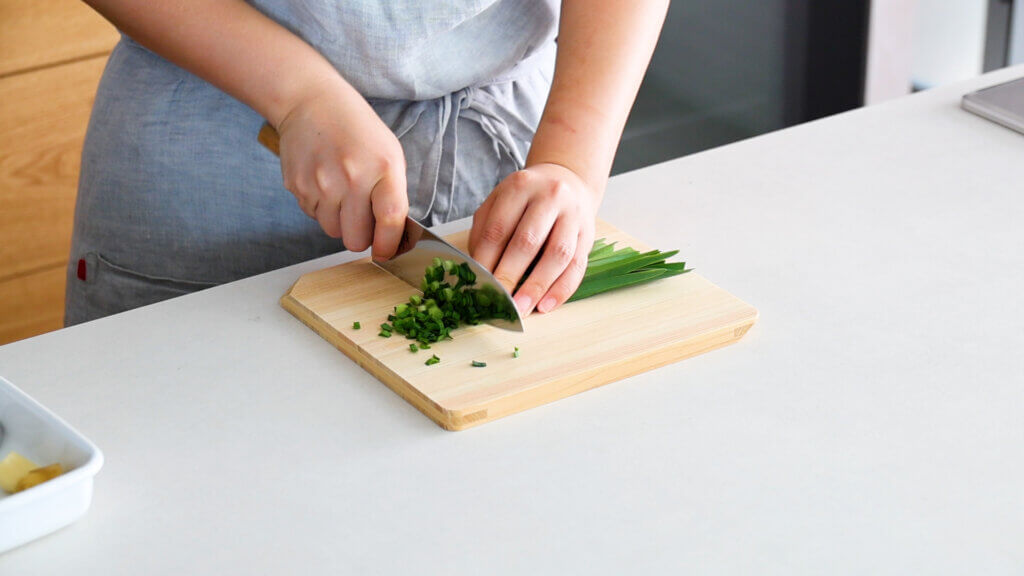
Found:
280,288 -> 451,424
443,308 -> 757,430
281,275 -> 758,431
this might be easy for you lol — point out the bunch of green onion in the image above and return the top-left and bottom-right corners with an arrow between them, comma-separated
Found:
567,239 -> 691,302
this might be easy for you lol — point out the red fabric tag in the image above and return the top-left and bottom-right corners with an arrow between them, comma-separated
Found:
77,258 -> 87,281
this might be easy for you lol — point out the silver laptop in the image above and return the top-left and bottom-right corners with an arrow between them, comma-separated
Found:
962,77 -> 1024,135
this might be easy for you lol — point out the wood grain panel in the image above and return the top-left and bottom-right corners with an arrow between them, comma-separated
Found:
281,221 -> 759,430
0,0 -> 119,77
0,265 -> 66,344
0,56 -> 107,282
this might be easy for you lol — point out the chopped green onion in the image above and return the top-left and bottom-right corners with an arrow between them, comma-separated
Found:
379,257 -> 515,346
513,347 -> 520,358
409,343 -> 418,353
471,360 -> 487,367
352,321 -> 361,330
378,330 -> 391,338
425,354 -> 440,366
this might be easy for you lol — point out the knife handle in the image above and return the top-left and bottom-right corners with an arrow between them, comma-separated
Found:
257,122 -> 281,157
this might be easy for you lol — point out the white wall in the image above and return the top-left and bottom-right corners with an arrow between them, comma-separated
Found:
866,0 -> 992,103
864,0 -> 918,104
910,0 -> 987,89
1011,0 -> 1024,65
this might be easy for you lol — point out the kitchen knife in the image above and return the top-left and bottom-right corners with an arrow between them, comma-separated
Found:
257,123 -> 524,332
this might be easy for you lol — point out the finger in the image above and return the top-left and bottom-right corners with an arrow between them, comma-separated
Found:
295,182 -> 319,220
492,201 -> 559,310
340,186 -> 373,253
393,217 -> 423,258
470,172 -> 533,272
313,164 -> 344,238
282,158 -> 318,219
369,172 -> 409,261
296,192 -> 318,220
535,229 -> 594,314
511,216 -> 578,315
315,198 -> 343,238
468,191 -> 496,255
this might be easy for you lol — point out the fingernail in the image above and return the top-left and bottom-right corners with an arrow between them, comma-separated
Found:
514,294 -> 533,316
537,296 -> 557,314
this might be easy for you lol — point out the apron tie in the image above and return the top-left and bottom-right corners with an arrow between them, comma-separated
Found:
381,86 -> 527,226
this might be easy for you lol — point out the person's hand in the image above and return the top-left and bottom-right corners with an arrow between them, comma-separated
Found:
276,78 -> 408,261
468,163 -> 599,316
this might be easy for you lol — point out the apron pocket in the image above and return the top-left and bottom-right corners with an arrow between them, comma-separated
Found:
67,252 -> 218,325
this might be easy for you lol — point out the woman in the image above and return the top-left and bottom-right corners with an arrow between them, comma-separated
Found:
67,0 -> 669,325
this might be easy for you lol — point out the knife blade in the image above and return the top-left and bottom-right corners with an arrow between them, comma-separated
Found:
257,123 -> 524,332
380,217 -> 524,332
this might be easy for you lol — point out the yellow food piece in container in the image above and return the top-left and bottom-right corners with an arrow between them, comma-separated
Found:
0,451 -> 38,493
15,463 -> 65,493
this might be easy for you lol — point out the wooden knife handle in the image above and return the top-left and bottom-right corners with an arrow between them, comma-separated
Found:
257,122 -> 281,157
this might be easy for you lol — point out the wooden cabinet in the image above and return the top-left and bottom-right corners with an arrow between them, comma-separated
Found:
0,0 -> 120,76
0,0 -> 119,344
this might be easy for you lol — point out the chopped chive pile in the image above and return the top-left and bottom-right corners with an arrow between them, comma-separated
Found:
471,360 -> 487,367
425,354 -> 441,366
352,321 -> 361,330
380,258 -> 515,346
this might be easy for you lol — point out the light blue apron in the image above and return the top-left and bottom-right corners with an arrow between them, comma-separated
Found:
65,0 -> 557,326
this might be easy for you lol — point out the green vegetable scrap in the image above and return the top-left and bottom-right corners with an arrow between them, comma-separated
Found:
352,321 -> 361,330
409,343 -> 419,353
471,360 -> 487,367
513,347 -> 520,359
425,354 -> 441,366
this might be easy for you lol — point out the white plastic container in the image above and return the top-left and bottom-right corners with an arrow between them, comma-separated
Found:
0,376 -> 103,554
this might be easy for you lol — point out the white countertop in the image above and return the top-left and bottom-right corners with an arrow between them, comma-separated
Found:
3,66 -> 1024,574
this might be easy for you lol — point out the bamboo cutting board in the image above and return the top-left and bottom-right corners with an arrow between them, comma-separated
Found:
281,221 -> 757,430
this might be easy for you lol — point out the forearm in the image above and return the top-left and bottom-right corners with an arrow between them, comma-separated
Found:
527,0 -> 669,194
83,0 -> 352,127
